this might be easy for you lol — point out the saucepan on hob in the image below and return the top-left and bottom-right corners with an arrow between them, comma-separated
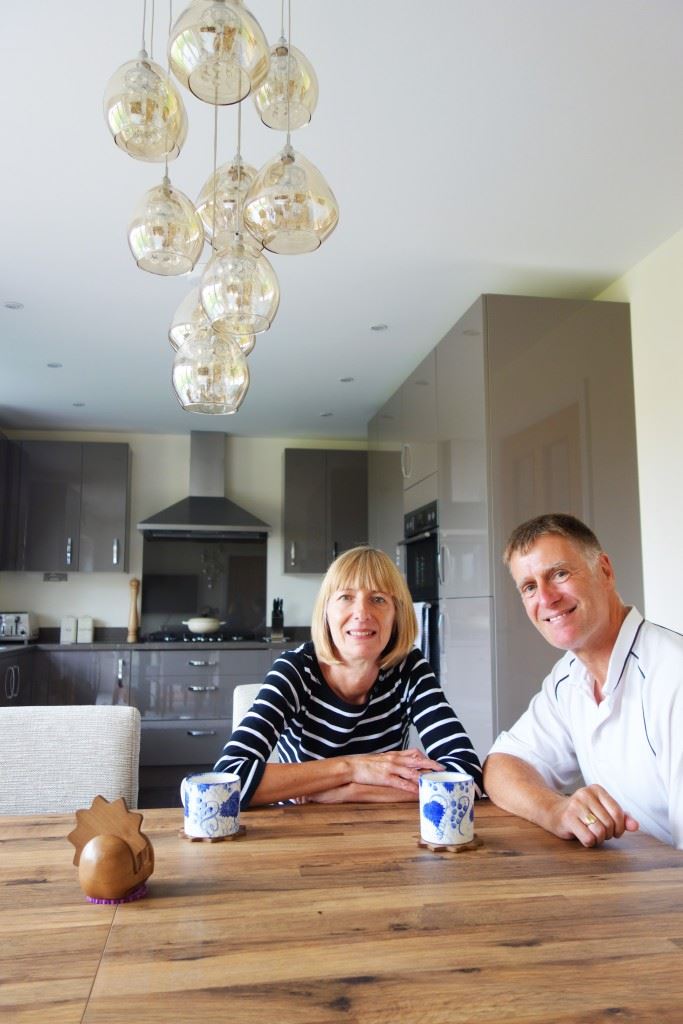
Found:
182,617 -> 226,634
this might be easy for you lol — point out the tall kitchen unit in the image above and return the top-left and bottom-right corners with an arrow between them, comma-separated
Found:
436,294 -> 642,761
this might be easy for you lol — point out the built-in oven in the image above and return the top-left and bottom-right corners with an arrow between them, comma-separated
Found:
403,501 -> 440,676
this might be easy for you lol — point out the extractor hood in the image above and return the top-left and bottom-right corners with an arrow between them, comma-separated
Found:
137,432 -> 271,539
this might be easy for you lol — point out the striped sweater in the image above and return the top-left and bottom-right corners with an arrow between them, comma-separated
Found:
214,642 -> 483,808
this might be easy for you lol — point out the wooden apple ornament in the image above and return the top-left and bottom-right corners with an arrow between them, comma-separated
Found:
67,795 -> 154,903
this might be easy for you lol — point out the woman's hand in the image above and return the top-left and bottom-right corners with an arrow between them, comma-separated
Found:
346,748 -> 443,795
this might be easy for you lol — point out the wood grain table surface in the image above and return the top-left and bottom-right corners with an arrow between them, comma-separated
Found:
1,800 -> 682,1024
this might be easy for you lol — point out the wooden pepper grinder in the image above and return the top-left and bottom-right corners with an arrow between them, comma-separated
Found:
127,578 -> 140,643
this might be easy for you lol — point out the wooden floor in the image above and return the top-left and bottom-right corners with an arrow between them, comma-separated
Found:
1,801 -> 682,1023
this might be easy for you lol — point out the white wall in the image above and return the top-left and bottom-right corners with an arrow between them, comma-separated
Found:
598,226 -> 683,631
0,432 -> 366,630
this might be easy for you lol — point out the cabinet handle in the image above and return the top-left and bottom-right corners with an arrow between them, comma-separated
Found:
66,536 -> 72,566
332,542 -> 338,561
188,659 -> 217,668
401,444 -> 413,480
117,658 -> 124,686
13,665 -> 20,699
186,729 -> 217,737
438,545 -> 445,586
188,684 -> 219,693
290,541 -> 296,566
113,539 -> 119,566
4,667 -> 11,700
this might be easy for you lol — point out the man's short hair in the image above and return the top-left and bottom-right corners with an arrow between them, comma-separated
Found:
503,513 -> 603,567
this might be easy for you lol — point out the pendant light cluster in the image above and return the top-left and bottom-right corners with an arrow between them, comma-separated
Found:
103,0 -> 338,415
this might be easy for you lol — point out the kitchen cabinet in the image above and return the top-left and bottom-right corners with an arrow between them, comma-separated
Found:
131,646 -> 279,807
0,648 -> 32,706
16,441 -> 130,572
31,649 -> 130,706
0,431 -> 21,570
367,353 -> 438,536
433,294 -> 643,748
399,350 -> 438,494
284,449 -> 368,573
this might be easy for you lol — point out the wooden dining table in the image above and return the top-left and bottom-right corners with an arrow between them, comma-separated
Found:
2,799 -> 682,1023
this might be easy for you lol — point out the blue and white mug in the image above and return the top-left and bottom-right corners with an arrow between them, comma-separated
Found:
181,771 -> 240,839
419,771 -> 475,846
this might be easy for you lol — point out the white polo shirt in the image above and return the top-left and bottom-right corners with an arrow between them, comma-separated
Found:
489,608 -> 683,848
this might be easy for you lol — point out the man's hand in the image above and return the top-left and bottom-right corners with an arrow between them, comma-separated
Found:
484,754 -> 639,848
551,784 -> 640,847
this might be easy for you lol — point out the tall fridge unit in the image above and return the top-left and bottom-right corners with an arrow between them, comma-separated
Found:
370,294 -> 643,763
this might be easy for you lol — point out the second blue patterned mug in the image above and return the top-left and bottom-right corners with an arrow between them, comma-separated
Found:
419,771 -> 474,846
181,772 -> 240,839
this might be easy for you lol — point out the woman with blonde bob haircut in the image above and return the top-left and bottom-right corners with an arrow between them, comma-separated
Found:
311,547 -> 416,670
216,546 -> 482,808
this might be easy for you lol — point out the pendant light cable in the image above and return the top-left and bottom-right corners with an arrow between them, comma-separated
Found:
286,0 -> 292,144
141,0 -> 148,52
211,101 -> 219,248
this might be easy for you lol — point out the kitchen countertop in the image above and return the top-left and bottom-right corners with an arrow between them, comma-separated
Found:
2,639 -> 299,653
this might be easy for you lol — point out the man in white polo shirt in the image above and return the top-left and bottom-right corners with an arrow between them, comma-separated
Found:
483,513 -> 682,849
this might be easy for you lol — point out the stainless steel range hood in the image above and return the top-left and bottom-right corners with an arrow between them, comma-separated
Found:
137,432 -> 270,539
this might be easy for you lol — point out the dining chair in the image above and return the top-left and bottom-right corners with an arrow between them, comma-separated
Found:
0,705 -> 141,814
232,683 -> 278,762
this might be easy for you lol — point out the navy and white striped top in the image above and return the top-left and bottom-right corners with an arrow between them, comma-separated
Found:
215,641 -> 483,808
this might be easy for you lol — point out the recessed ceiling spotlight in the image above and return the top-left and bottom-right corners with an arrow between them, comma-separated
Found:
72,402 -> 86,408
463,329 -> 481,336
4,300 -> 24,310
47,362 -> 63,369
339,376 -> 354,383
370,323 -> 388,332
320,411 -> 333,417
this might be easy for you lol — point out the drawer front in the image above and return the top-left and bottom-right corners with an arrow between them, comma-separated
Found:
131,649 -> 272,720
140,719 -> 229,767
134,650 -> 273,677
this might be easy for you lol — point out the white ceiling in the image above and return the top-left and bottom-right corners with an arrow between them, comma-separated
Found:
2,1 -> 682,439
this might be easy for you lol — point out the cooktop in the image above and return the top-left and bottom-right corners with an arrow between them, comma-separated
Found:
142,630 -> 261,643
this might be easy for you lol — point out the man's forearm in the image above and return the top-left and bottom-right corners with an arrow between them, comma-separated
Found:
483,753 -> 566,834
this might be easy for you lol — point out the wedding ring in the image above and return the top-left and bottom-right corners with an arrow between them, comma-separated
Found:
583,812 -> 597,826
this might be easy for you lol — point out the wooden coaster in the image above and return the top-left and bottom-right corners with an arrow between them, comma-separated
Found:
417,832 -> 482,854
180,825 -> 246,843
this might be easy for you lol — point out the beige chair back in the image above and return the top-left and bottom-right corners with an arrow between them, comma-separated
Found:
0,705 -> 141,814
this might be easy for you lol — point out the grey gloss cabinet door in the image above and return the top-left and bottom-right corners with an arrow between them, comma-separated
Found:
0,650 -> 32,706
326,450 -> 368,564
18,442 -> 82,571
284,449 -> 368,573
32,650 -> 130,705
80,443 -> 130,572
0,432 -> 21,570
284,449 -> 327,573
16,441 -> 130,573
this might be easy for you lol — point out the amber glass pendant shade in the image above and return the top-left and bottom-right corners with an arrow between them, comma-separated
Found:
168,0 -> 269,105
243,144 -> 339,255
253,39 -> 318,131
128,177 -> 204,275
169,287 -> 210,349
200,239 -> 279,334
172,330 -> 250,413
104,52 -> 188,162
170,287 -> 256,355
196,157 -> 261,250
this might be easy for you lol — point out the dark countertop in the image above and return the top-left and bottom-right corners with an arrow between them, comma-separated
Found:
30,640 -> 297,652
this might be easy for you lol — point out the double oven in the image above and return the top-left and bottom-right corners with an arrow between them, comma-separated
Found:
402,501 -> 440,677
